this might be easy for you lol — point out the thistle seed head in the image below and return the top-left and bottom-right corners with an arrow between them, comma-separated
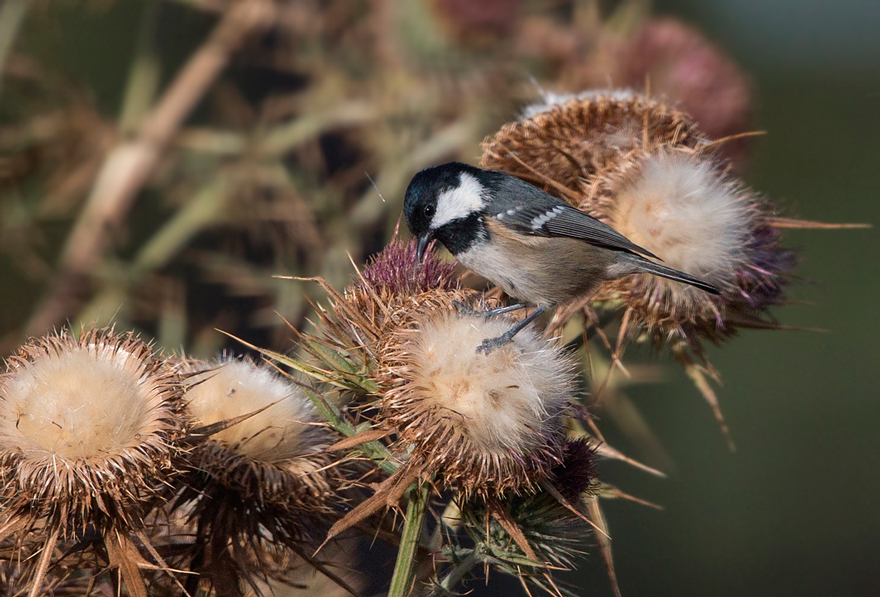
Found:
588,148 -> 796,344
170,357 -> 341,592
482,91 -> 706,198
0,327 -> 185,534
379,309 -> 574,498
181,357 -> 334,508
482,92 -> 796,347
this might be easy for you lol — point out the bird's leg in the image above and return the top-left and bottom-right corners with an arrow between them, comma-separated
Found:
476,307 -> 547,355
452,301 -> 529,319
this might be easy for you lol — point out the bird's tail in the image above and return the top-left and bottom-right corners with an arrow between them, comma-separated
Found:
621,255 -> 721,295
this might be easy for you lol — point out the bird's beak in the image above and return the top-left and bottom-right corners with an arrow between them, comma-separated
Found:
416,234 -> 432,262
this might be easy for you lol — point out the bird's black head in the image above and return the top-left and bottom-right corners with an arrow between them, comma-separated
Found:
403,162 -> 490,260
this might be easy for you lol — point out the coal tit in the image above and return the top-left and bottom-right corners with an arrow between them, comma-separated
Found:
403,162 -> 720,354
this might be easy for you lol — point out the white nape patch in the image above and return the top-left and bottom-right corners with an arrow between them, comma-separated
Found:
530,205 -> 564,229
612,152 -> 749,283
521,88 -> 638,119
431,172 -> 486,229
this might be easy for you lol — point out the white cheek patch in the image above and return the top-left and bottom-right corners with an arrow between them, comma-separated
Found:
431,172 -> 486,229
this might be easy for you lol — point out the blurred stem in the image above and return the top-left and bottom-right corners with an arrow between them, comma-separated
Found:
388,483 -> 430,597
119,0 -> 162,135
131,174 -> 234,275
0,0 -> 31,97
259,101 -> 379,157
156,278 -> 187,351
439,551 -> 479,592
25,0 -> 276,337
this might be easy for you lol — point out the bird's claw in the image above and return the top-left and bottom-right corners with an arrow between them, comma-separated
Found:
453,300 -> 482,318
476,336 -> 508,355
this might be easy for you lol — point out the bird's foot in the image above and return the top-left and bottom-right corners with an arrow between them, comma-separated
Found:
476,334 -> 512,355
452,300 -> 484,318
454,301 -> 530,320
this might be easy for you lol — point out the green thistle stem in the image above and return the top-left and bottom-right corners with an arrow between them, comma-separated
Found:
439,551 -> 479,592
388,483 -> 430,597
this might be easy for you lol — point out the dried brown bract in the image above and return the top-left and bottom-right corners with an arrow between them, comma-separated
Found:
174,357 -> 344,594
0,326 -> 186,595
483,91 -> 706,198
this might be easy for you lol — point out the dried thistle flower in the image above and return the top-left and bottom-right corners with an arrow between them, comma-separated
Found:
359,231 -> 458,298
186,359 -> 328,468
175,357 -> 343,594
611,18 -> 753,161
483,92 -> 706,197
379,309 -> 573,499
306,239 -> 585,554
586,148 -> 796,345
482,92 -> 796,350
0,327 -> 185,593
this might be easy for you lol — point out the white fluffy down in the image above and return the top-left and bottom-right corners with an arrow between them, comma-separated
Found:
611,152 -> 749,284
407,313 -> 572,454
0,347 -> 157,461
185,360 -> 323,463
520,88 -> 637,119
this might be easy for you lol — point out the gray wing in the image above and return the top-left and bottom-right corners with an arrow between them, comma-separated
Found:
488,175 -> 659,259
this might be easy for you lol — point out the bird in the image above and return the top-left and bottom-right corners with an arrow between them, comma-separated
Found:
403,162 -> 721,354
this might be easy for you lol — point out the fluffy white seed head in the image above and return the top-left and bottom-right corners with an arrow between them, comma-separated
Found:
379,308 -> 576,498
610,151 -> 750,287
0,338 -> 179,462
404,313 -> 571,454
0,328 -> 185,534
0,339 -> 170,464
185,359 -> 325,463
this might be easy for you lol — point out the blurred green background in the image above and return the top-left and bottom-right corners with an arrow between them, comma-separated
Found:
0,1 -> 877,596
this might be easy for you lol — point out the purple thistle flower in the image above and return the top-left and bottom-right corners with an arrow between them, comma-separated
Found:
360,236 -> 458,296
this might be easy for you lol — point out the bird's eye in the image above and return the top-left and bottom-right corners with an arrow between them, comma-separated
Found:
423,204 -> 435,218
